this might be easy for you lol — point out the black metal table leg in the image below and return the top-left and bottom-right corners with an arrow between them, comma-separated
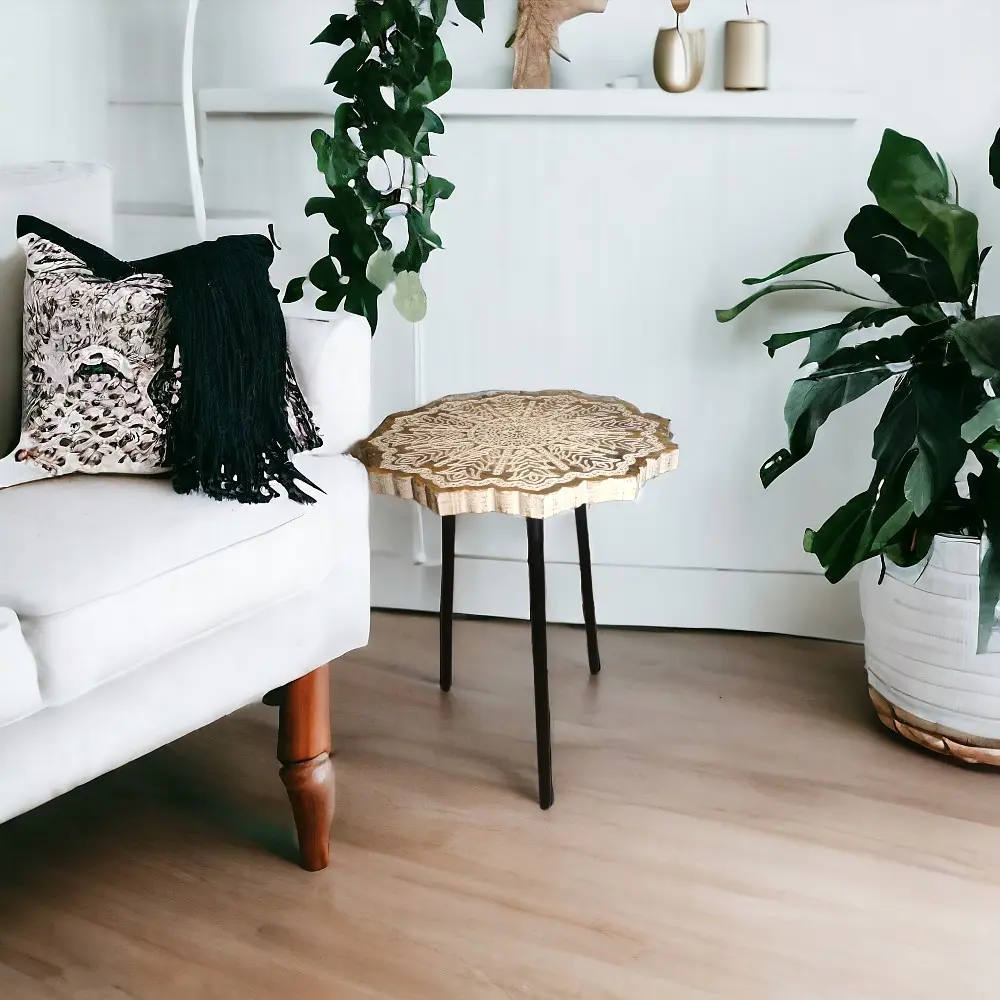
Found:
526,516 -> 554,810
440,515 -> 456,693
575,505 -> 602,675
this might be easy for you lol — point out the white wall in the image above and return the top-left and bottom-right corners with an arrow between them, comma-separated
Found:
0,0 -> 109,167
108,0 -> 1000,640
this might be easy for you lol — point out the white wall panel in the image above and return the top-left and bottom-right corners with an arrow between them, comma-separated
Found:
106,0 -> 1000,639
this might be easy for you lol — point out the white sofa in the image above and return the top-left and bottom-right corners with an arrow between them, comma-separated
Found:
0,163 -> 371,871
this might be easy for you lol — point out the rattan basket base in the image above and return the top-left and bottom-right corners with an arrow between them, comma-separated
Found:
869,686 -> 1000,767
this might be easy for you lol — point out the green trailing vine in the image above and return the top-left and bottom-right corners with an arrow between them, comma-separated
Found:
284,0 -> 485,330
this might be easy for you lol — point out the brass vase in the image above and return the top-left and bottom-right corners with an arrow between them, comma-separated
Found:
653,27 -> 706,94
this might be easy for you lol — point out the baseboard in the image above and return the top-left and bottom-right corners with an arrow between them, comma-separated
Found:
372,554 -> 863,643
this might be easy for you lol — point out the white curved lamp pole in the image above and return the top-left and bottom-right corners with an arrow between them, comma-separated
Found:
183,0 -> 208,242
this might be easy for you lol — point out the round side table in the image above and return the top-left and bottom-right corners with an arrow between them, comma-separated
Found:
353,389 -> 678,809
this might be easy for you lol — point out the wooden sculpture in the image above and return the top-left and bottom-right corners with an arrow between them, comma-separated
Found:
511,0 -> 609,89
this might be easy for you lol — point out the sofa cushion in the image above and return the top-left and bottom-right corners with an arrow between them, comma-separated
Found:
0,454 -> 364,706
0,608 -> 42,725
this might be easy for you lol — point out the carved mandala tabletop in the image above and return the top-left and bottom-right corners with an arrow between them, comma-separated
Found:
352,390 -> 678,518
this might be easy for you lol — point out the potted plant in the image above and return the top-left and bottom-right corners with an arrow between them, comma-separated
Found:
718,126 -> 1000,765
285,0 -> 485,331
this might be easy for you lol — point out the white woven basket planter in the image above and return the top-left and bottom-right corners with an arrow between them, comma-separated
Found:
862,533 -> 1000,764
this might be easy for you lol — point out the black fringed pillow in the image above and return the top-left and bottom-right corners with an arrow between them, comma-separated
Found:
15,217 -> 323,505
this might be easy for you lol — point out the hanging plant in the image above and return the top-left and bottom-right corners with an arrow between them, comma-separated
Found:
285,0 -> 485,330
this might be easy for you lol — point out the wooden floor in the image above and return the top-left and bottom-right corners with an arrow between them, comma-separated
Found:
2,613 -> 1000,998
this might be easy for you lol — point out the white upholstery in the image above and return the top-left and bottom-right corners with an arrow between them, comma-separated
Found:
4,456 -> 361,707
286,312 -> 372,457
0,162 -> 373,832
0,609 -> 42,726
0,530 -> 370,825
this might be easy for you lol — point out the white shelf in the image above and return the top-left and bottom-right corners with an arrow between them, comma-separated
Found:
197,86 -> 869,123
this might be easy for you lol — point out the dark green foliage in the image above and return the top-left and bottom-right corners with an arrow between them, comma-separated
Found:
288,1 -> 480,330
720,127 -> 1000,649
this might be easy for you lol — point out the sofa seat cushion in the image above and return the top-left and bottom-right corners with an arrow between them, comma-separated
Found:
0,455 -> 365,706
0,608 -> 42,725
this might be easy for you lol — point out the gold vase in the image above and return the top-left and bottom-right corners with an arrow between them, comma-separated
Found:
653,28 -> 706,94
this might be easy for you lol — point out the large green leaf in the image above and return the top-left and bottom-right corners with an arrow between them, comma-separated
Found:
870,369 -> 973,519
917,197 -> 981,295
717,280 -> 883,324
763,306 -> 906,360
844,204 -> 960,305
813,321 -> 947,378
803,491 -> 876,582
742,252 -> 846,286
867,129 -> 979,293
963,397 -> 1000,444
868,129 -> 949,221
952,316 -> 1000,378
801,308 -> 910,367
759,368 -> 895,487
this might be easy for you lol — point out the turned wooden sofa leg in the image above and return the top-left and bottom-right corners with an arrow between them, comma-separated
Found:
277,664 -> 334,872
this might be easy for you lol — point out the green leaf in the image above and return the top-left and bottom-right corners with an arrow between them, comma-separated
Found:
311,130 -> 365,189
844,204 -> 959,306
812,321 -> 948,378
423,174 -> 455,214
760,368 -> 895,487
804,491 -> 877,583
868,129 -> 949,228
308,255 -> 340,292
326,41 -> 372,90
952,316 -> 1000,378
716,280 -> 883,324
313,14 -> 362,46
409,208 -> 442,249
283,276 -> 307,304
871,369 -> 975,523
412,39 -> 453,104
968,455 -> 1000,651
455,0 -> 485,28
801,308 -> 910,367
871,498 -> 915,549
867,129 -> 979,293
356,0 -> 393,40
991,127 -> 1000,191
962,397 -> 1000,444
366,249 -> 396,291
917,196 -> 981,295
394,271 -> 428,322
742,252 -> 846,286
430,0 -> 449,26
903,451 -> 934,517
762,306 -> 907,361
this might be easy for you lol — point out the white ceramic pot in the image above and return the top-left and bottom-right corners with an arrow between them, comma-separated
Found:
861,533 -> 1000,764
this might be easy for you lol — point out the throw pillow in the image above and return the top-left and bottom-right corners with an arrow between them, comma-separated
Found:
15,217 -> 324,505
13,233 -> 173,479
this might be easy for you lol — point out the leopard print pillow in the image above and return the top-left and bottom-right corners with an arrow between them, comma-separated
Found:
12,234 -> 174,479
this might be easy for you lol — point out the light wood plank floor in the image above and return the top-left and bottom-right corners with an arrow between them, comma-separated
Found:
2,612 -> 1000,999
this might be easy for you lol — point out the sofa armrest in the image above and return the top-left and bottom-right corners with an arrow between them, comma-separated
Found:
284,309 -> 372,456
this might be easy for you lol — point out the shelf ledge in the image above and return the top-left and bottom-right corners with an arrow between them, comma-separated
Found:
196,87 -> 870,123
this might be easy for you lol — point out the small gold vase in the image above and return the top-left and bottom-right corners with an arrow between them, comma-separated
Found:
653,28 -> 706,94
